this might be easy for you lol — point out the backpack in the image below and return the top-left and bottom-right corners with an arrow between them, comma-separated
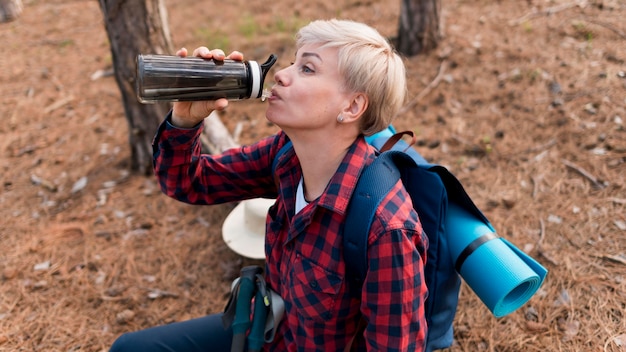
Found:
348,128 -> 480,351
270,126 -> 547,351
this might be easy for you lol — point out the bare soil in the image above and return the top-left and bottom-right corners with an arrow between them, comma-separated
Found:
1,0 -> 625,351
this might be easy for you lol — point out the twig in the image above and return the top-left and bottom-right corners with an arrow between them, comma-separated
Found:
591,253 -> 626,266
577,17 -> 626,40
508,1 -> 583,26
561,159 -> 607,189
146,288 -> 180,299
537,218 -> 546,248
607,197 -> 626,205
398,59 -> 448,115
500,138 -> 556,160
537,218 -> 559,266
531,175 -> 542,199
43,95 -> 74,113
525,138 -> 557,154
9,89 -> 34,128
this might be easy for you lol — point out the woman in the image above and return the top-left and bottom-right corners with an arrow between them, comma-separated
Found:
111,19 -> 428,351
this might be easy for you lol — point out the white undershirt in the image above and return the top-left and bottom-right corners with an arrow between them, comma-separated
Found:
295,176 -> 309,214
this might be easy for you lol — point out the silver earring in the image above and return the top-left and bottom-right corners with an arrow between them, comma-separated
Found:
337,114 -> 344,123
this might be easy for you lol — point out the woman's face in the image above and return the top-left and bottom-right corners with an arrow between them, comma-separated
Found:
265,43 -> 352,135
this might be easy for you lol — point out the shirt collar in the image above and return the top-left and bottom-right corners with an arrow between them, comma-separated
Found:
274,133 -> 376,219
315,136 -> 375,215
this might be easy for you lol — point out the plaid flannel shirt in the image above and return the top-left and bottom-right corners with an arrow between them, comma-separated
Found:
152,114 -> 428,351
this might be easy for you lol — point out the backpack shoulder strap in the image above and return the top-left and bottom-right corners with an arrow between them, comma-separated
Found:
369,130 -> 429,165
343,150 -> 416,287
271,140 -> 293,176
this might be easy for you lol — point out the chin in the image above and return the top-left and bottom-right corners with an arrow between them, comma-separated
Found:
265,109 -> 282,125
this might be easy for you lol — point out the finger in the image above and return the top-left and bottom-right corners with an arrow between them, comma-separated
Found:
226,50 -> 244,61
213,98 -> 229,111
176,47 -> 188,57
192,46 -> 211,58
210,49 -> 226,60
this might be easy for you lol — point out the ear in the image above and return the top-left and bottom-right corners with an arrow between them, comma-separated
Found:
340,92 -> 368,123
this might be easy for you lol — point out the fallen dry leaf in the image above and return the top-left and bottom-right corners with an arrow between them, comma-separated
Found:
613,334 -> 626,348
115,309 -> 135,325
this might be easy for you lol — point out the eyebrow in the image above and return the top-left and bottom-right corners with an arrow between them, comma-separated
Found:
300,52 -> 322,61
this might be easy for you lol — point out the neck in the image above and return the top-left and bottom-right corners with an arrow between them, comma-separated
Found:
292,138 -> 354,202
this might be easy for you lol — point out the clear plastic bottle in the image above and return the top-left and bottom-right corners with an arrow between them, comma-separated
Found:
135,54 -> 277,103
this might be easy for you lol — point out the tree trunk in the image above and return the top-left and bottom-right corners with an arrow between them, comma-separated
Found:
202,112 -> 240,153
99,0 -> 173,175
396,0 -> 441,56
0,0 -> 22,22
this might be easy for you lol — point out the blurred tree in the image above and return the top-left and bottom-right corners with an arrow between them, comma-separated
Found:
397,0 -> 441,56
0,0 -> 22,22
99,0 -> 173,175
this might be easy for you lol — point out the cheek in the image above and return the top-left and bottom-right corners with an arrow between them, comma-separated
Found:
265,100 -> 296,124
265,83 -> 338,123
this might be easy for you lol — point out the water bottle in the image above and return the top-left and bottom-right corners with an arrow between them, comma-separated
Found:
135,54 -> 277,103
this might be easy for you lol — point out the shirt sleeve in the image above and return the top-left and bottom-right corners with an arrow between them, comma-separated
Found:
152,112 -> 281,205
361,226 -> 428,352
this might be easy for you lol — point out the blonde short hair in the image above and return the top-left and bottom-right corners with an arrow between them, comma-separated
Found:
296,19 -> 407,135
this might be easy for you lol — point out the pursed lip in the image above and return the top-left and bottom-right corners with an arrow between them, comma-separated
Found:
269,88 -> 280,101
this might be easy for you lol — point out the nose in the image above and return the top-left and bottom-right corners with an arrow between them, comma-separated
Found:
273,66 -> 289,86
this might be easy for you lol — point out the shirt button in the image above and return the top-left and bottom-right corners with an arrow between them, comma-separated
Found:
310,281 -> 318,288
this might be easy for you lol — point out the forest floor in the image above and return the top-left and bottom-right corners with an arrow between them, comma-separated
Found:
1,0 -> 625,351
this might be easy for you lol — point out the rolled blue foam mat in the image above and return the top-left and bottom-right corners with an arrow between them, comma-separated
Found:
446,202 -> 548,318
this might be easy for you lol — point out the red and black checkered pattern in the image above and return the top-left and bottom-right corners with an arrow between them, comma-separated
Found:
153,113 -> 428,351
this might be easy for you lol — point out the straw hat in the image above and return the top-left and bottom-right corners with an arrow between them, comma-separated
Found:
222,198 -> 275,259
